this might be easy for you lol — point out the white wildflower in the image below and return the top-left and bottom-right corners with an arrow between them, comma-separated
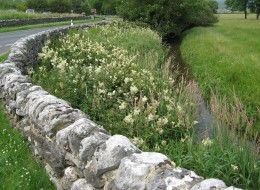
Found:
202,138 -> 213,146
133,109 -> 140,116
231,164 -> 238,171
119,102 -> 127,110
130,85 -> 138,95
123,114 -> 134,124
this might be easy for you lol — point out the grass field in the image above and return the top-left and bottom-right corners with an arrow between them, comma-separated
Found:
0,55 -> 55,189
0,18 -> 103,33
181,14 -> 260,137
0,9 -> 81,20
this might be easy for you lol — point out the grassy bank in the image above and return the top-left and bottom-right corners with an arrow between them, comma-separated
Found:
181,14 -> 260,137
0,9 -> 81,20
0,17 -> 103,33
0,55 -> 55,189
29,21 -> 260,189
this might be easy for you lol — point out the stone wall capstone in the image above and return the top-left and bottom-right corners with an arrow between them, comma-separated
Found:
0,21 -> 243,190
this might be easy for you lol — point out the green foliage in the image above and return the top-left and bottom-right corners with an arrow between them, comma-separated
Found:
0,0 -> 26,11
181,14 -> 260,138
31,21 -> 197,148
0,104 -> 55,190
25,0 -> 49,12
115,0 -> 218,37
47,0 -> 72,13
248,0 -> 260,19
29,21 -> 260,189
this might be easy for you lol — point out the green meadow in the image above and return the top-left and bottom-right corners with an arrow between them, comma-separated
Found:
181,14 -> 260,137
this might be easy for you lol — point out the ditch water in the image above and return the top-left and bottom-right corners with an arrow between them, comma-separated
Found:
168,37 -> 214,139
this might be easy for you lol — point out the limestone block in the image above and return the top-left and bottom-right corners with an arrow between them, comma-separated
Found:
79,132 -> 109,162
56,118 -> 106,153
0,63 -> 20,80
68,119 -> 107,155
71,179 -> 95,190
191,179 -> 227,190
93,135 -> 140,176
16,85 -> 46,116
147,167 -> 203,190
114,152 -> 170,190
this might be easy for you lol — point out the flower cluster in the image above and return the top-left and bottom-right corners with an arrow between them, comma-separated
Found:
31,21 -> 197,150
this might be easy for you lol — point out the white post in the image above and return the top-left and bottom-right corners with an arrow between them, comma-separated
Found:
71,20 -> 74,26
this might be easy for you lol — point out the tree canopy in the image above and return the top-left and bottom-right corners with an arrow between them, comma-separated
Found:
225,0 -> 260,19
115,0 -> 218,38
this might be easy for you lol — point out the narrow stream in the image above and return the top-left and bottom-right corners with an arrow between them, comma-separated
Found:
168,37 -> 214,139
169,37 -> 260,155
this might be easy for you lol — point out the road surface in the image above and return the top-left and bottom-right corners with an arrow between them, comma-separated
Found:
0,20 -> 106,56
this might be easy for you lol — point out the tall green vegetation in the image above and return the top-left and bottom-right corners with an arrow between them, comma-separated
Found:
181,14 -> 260,138
29,21 -> 260,189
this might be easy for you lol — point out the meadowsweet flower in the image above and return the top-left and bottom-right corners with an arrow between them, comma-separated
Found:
133,109 -> 140,116
119,102 -> 127,110
132,137 -> 144,146
193,120 -> 199,125
161,140 -> 167,146
130,85 -> 138,94
142,96 -> 148,103
231,164 -> 238,171
147,113 -> 154,122
124,114 -> 134,124
202,138 -> 213,146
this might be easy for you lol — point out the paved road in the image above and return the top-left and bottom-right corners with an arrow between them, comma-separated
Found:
0,20 -> 106,56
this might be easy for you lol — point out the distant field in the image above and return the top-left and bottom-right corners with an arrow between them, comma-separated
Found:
181,14 -> 260,135
0,9 -> 81,20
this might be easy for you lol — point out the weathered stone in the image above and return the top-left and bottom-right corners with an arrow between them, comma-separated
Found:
71,179 -> 95,190
191,179 -> 227,190
114,152 -> 170,190
93,135 -> 140,176
146,167 -> 203,190
79,132 -> 109,162
68,119 -> 107,155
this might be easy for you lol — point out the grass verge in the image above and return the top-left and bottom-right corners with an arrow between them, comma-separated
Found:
181,13 -> 260,137
0,18 -> 103,33
0,9 -> 81,20
0,54 -> 55,190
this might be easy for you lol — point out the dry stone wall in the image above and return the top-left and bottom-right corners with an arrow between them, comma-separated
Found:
0,22 -> 242,190
0,16 -> 92,28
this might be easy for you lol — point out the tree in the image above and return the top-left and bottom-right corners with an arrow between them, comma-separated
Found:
47,0 -> 72,13
116,0 -> 218,38
225,0 -> 249,19
25,0 -> 49,12
249,0 -> 260,19
208,0 -> 219,13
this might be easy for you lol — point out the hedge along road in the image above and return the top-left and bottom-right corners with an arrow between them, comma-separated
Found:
0,19 -> 107,56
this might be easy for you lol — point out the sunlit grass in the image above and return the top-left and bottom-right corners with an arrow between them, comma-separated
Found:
181,13 -> 260,136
